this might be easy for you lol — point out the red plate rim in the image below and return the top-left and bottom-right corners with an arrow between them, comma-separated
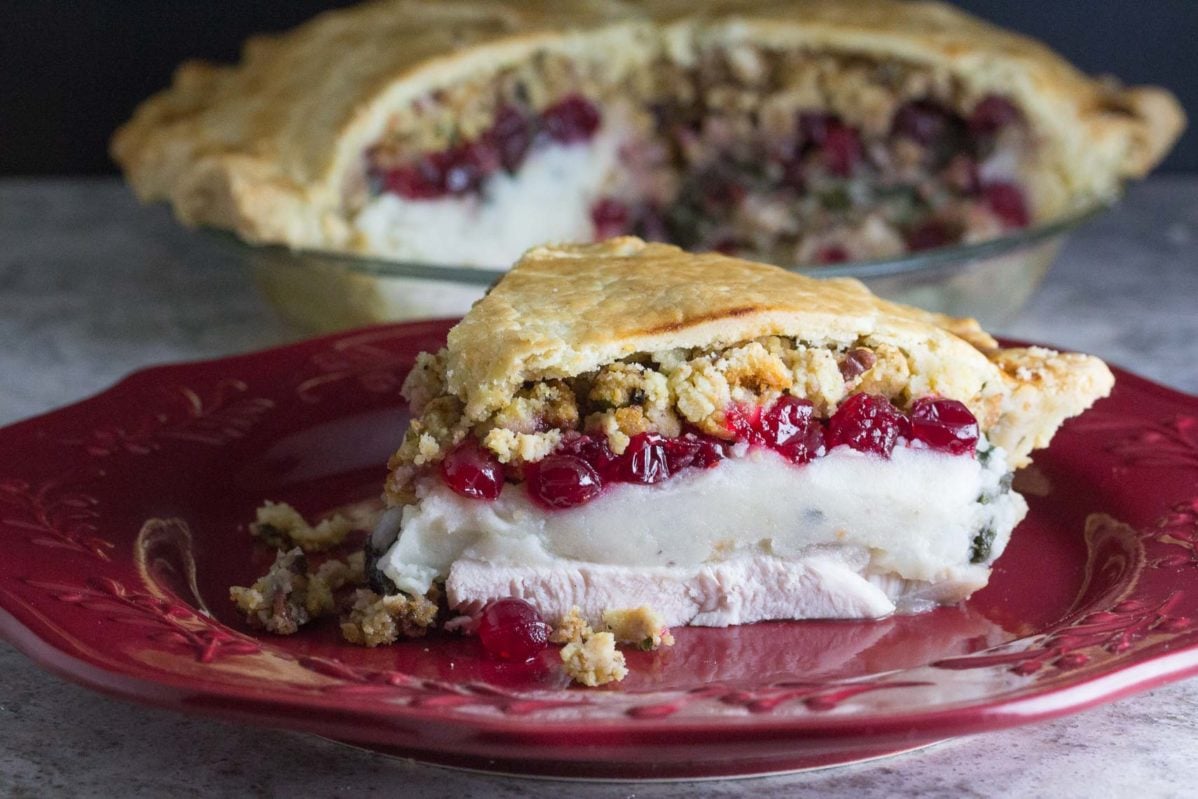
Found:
2,319 -> 1197,778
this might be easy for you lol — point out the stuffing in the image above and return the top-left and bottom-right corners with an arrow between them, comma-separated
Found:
249,500 -> 353,553
340,588 -> 438,647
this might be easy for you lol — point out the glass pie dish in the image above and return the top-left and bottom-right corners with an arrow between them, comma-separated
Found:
211,203 -> 1106,332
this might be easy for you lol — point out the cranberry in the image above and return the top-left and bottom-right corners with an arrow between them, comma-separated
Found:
380,159 -> 447,200
838,348 -> 877,381
558,433 -> 618,478
760,396 -> 825,464
380,140 -> 494,200
440,142 -> 491,194
665,433 -> 727,472
797,111 -> 836,148
969,95 -> 1021,136
909,397 -> 979,455
814,245 -> 850,264
982,182 -> 1030,228
634,205 -> 669,242
711,236 -> 741,255
822,123 -> 862,177
590,197 -> 630,239
525,453 -> 604,508
725,404 -> 766,446
826,394 -> 910,458
477,598 -> 550,661
698,172 -> 746,209
440,439 -> 504,500
943,153 -> 981,195
540,95 -> 601,144
891,100 -> 957,146
490,105 -> 534,172
616,433 -> 672,484
690,436 -> 729,468
781,157 -> 807,192
905,219 -> 957,252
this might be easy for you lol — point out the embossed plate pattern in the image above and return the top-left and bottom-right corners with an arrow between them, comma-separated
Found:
1,320 -> 1197,779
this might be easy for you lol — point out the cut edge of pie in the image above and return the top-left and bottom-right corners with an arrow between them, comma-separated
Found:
111,0 -> 1183,265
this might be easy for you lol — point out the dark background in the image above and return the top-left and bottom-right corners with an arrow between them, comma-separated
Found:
2,0 -> 1193,176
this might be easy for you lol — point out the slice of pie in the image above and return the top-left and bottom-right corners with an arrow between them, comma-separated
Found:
367,237 -> 1113,626
112,0 -> 1182,268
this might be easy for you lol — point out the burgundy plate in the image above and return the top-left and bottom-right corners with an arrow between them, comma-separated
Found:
2,321 -> 1198,780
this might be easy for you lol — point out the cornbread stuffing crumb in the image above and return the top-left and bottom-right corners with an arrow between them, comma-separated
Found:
716,341 -> 793,399
549,606 -> 593,644
229,547 -> 360,633
314,551 -> 366,592
560,632 -> 628,687
401,350 -> 448,415
229,548 -> 312,634
482,427 -> 562,464
340,588 -> 438,647
552,605 -> 674,686
852,343 -> 911,399
779,344 -> 847,416
230,549 -> 367,635
394,395 -> 466,468
250,500 -> 353,553
603,606 -> 676,651
488,379 -> 579,434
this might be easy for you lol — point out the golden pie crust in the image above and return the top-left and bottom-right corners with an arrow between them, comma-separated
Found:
442,237 -> 1113,468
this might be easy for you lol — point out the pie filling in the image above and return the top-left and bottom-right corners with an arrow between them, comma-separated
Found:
372,441 -> 1023,625
356,48 -> 1032,267
357,100 -> 625,266
375,331 -> 1024,623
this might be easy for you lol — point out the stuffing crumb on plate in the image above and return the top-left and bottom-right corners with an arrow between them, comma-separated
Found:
549,606 -> 593,644
340,588 -> 438,647
603,606 -> 676,651
229,548 -> 367,635
230,548 -> 318,634
552,605 -> 674,686
560,631 -> 628,688
250,500 -> 353,552
232,507 -> 672,684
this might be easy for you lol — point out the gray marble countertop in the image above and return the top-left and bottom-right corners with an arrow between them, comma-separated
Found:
1,177 -> 1196,797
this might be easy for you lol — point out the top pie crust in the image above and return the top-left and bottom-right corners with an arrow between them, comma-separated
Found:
111,0 -> 1184,253
441,237 -> 1113,469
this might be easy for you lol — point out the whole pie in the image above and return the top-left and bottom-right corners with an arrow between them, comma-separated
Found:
367,237 -> 1113,627
112,0 -> 1183,267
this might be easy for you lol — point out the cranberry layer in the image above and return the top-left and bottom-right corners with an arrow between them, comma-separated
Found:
368,95 -> 602,201
439,394 -> 980,510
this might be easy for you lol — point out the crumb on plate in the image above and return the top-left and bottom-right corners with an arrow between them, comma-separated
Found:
340,588 -> 438,647
560,631 -> 628,687
549,606 -> 593,644
229,548 -> 314,634
553,604 -> 674,686
229,548 -> 367,635
602,606 -> 676,651
250,500 -> 353,552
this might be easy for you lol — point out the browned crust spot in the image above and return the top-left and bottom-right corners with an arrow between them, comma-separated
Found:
638,305 -> 766,336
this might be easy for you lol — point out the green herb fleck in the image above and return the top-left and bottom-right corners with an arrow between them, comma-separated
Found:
818,186 -> 852,212
969,527 -> 996,564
